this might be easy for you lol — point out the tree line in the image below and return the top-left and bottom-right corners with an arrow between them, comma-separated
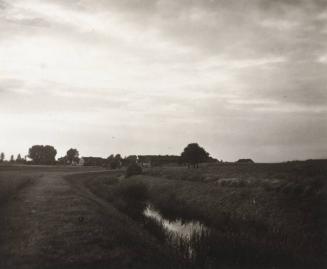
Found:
0,143 -> 216,168
0,152 -> 25,163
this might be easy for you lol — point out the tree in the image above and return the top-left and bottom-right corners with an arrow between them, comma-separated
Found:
28,145 -> 57,165
66,148 -> 79,165
181,143 -> 210,168
107,154 -> 122,169
112,154 -> 122,169
29,145 -> 43,164
16,154 -> 22,163
10,155 -> 14,162
122,155 -> 138,167
42,145 -> 57,164
0,152 -> 4,162
107,154 -> 114,166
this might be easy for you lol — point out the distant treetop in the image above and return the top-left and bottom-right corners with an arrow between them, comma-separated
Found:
181,143 -> 210,168
28,145 -> 57,165
236,159 -> 254,164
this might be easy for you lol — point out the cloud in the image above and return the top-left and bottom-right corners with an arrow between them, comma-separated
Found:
0,78 -> 25,93
0,0 -> 8,9
0,0 -> 326,161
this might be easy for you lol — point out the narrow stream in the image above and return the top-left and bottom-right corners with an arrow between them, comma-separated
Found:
144,204 -> 207,239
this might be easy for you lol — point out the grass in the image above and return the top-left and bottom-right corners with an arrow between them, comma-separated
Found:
65,171 -> 179,268
0,171 -> 34,204
65,160 -> 327,268
0,166 -> 175,268
141,161 -> 327,268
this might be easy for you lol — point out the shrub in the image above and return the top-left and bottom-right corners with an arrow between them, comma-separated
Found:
126,162 -> 143,178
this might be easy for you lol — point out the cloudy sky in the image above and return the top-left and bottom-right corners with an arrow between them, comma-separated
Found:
0,0 -> 326,162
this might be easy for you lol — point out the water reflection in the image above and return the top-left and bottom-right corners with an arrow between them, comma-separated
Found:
144,204 -> 206,239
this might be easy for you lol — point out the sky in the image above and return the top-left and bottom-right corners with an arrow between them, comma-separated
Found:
0,0 -> 326,162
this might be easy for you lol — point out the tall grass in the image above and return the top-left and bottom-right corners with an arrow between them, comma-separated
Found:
143,215 -> 323,269
67,162 -> 327,269
112,180 -> 149,220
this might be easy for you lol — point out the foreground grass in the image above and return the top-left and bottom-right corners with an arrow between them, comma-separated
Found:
66,171 -> 180,268
0,171 -> 34,204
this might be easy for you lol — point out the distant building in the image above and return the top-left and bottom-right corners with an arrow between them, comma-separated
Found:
236,159 -> 254,164
137,155 -> 181,167
138,156 -> 152,167
81,157 -> 106,167
79,158 -> 85,166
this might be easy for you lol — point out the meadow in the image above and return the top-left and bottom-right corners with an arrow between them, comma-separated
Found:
66,160 -> 327,268
0,166 -> 176,269
0,161 -> 325,268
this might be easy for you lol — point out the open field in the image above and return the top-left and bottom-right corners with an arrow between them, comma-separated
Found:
0,162 -> 326,268
66,160 -> 327,268
140,162 -> 327,267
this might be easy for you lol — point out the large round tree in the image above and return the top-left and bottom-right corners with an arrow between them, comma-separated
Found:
28,145 -> 57,165
66,148 -> 79,165
181,143 -> 210,168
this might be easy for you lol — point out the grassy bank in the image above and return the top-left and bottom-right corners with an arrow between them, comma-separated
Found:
65,171 -> 181,268
66,161 -> 327,268
140,161 -> 327,267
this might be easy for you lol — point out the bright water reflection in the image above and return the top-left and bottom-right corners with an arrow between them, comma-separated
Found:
144,205 -> 206,239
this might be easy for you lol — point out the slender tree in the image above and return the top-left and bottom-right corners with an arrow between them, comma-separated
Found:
16,154 -> 22,163
0,152 -> 4,162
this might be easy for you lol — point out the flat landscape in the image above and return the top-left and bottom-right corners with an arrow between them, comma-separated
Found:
0,162 -> 326,269
1,0 -> 326,268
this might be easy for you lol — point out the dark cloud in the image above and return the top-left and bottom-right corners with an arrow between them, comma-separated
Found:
28,0 -> 327,61
0,0 -> 8,10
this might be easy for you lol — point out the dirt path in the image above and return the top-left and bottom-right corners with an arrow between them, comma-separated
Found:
0,171 -> 125,269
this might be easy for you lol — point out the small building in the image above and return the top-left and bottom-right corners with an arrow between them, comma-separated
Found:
79,158 -> 85,166
236,159 -> 254,164
138,156 -> 152,168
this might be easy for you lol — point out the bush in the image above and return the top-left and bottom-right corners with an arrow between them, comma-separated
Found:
126,162 -> 143,178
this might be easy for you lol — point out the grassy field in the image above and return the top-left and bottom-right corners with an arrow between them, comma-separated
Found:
1,162 -> 325,268
141,162 -> 327,267
0,165 -> 101,204
0,166 -> 178,269
66,160 -> 327,268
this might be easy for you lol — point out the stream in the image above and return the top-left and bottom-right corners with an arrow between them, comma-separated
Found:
144,204 -> 207,239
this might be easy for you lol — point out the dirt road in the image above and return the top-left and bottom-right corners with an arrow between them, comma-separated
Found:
0,169 -> 138,269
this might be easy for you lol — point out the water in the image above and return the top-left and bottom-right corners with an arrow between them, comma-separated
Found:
144,204 -> 206,239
